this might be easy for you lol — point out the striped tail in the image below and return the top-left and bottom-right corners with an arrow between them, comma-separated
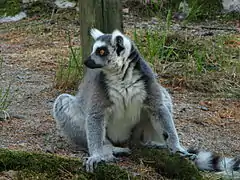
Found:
188,148 -> 240,173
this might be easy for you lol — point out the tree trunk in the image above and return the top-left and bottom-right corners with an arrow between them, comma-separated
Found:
79,0 -> 123,66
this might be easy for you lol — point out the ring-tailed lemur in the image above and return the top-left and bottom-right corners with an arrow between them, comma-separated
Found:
53,28 -> 240,173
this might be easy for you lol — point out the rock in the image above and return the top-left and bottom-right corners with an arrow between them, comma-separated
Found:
0,12 -> 27,23
222,0 -> 240,12
173,12 -> 187,21
54,0 -> 76,9
122,8 -> 129,14
22,0 -> 40,3
0,170 -> 18,179
0,110 -> 10,120
199,106 -> 209,111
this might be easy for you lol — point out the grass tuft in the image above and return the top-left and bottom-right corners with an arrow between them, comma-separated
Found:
130,26 -> 240,97
0,0 -> 21,17
125,0 -> 239,22
54,32 -> 83,91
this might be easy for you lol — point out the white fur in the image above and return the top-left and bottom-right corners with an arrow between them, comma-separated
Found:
219,157 -> 235,171
111,29 -> 132,59
116,57 -> 124,67
92,41 -> 106,53
90,28 -> 104,40
105,71 -> 147,143
195,151 -> 213,170
103,29 -> 146,143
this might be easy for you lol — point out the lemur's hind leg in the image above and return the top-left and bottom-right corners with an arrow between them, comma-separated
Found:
133,110 -> 168,150
140,123 -> 168,149
53,94 -> 87,150
149,104 -> 196,158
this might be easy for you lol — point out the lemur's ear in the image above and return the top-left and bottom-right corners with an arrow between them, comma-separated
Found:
111,29 -> 125,56
90,28 -> 104,40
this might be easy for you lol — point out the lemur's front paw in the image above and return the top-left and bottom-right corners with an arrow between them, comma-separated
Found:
83,153 -> 117,172
168,145 -> 197,160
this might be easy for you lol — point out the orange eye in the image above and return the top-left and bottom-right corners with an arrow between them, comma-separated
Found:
99,49 -> 105,56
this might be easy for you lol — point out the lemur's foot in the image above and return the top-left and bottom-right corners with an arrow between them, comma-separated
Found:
83,153 -> 118,172
141,141 -> 168,149
177,149 -> 197,160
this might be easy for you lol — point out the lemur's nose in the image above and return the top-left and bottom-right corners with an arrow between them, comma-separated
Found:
84,56 -> 103,69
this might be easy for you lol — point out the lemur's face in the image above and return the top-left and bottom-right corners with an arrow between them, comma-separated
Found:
84,29 -> 132,71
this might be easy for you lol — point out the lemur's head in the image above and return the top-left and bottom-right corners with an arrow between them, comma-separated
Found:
84,28 -> 132,71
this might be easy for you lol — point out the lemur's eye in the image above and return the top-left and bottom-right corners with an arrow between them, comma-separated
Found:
96,47 -> 108,57
100,49 -> 105,56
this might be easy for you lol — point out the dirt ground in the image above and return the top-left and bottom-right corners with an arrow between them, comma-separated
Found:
0,12 -> 240,178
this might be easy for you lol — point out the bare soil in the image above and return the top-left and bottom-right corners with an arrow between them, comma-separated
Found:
0,12 -> 239,178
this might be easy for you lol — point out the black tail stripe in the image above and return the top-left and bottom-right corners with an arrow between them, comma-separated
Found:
233,158 -> 240,171
211,155 -> 222,172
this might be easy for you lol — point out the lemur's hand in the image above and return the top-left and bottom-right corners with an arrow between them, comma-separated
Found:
83,153 -> 117,172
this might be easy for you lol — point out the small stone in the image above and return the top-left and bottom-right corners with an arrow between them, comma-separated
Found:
45,146 -> 56,154
172,24 -> 181,31
0,170 -> 18,179
199,106 -> 209,111
0,110 -> 10,120
180,107 -> 186,112
122,8 -> 129,14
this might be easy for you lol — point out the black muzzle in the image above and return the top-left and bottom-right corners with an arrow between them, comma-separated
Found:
84,57 -> 103,69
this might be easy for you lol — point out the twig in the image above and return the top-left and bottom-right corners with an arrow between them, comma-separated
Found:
163,45 -> 193,53
50,7 -> 56,22
181,25 -> 238,32
1,110 -> 10,120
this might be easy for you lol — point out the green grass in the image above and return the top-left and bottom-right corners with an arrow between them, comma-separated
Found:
53,7 -> 239,98
131,0 -> 239,22
55,20 -> 240,98
131,23 -> 240,97
55,46 -> 83,91
55,32 -> 83,91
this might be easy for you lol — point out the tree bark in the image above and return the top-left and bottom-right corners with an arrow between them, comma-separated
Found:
79,0 -> 123,66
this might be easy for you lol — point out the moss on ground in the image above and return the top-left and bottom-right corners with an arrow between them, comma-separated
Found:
0,148 -> 134,180
131,147 -> 204,180
0,147 -> 206,179
24,1 -> 52,17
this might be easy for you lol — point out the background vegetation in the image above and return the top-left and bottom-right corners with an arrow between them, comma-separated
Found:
0,0 -> 239,179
